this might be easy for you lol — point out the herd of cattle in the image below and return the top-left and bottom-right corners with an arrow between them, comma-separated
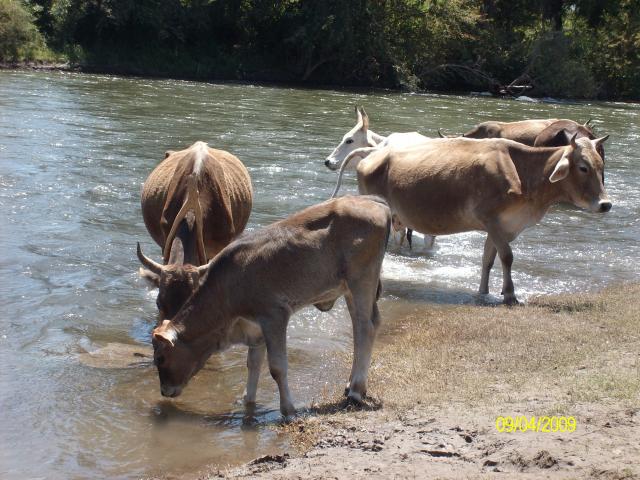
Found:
136,106 -> 611,416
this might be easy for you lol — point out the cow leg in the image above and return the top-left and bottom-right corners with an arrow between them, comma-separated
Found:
261,315 -> 296,417
344,282 -> 380,404
425,234 -> 436,250
479,236 -> 497,295
243,344 -> 266,404
489,235 -> 518,305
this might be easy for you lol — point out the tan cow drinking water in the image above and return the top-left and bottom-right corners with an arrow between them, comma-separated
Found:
151,195 -> 391,417
335,135 -> 611,304
440,118 -> 559,145
137,141 -> 253,321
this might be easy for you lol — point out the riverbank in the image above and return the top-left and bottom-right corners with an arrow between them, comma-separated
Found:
0,61 -> 74,72
209,284 -> 640,479
0,63 -> 631,102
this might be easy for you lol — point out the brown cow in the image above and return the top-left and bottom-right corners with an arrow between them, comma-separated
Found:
534,119 -> 604,161
340,135 -> 610,304
453,119 -> 559,145
150,195 -> 391,417
137,141 -> 253,321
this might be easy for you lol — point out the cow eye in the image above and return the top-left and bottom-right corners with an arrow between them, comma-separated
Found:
155,355 -> 165,367
579,165 -> 588,173
345,138 -> 354,144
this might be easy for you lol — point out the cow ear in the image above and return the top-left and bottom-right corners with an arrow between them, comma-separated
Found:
153,320 -> 177,347
549,152 -> 571,183
359,106 -> 369,131
139,267 -> 160,287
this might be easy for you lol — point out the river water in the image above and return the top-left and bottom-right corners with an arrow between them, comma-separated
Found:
0,71 -> 638,479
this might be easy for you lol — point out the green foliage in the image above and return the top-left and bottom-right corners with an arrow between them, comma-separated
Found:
18,0 -> 640,99
0,0 -> 49,60
590,0 -> 640,98
526,30 -> 598,98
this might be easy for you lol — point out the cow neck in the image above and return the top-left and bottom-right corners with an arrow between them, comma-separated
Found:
509,145 -> 570,209
369,130 -> 386,146
172,256 -> 237,344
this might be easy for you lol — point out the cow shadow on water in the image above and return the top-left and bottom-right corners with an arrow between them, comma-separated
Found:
150,395 -> 383,430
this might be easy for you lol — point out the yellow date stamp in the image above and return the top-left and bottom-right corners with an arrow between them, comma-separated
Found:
495,416 -> 576,433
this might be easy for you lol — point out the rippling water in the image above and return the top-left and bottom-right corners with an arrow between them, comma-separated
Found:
0,71 -> 638,479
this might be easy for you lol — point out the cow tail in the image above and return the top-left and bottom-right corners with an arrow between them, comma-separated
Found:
162,174 -> 207,265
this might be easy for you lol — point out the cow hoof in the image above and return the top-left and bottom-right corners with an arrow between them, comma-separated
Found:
346,390 -> 366,406
503,296 -> 521,306
282,413 -> 297,423
280,403 -> 296,419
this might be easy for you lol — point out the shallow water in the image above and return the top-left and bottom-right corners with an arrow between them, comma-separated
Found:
0,71 -> 638,479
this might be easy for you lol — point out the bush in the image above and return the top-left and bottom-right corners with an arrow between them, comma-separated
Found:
526,30 -> 598,98
0,0 -> 48,61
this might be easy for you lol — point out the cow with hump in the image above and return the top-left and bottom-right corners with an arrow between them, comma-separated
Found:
453,118 -> 559,145
151,195 -> 391,417
137,141 -> 252,321
441,118 -> 605,158
335,134 -> 611,305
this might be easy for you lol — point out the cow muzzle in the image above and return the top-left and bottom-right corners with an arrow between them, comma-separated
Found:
160,384 -> 183,398
598,200 -> 612,213
325,158 -> 339,170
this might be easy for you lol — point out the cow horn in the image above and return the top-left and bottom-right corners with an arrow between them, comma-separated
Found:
137,242 -> 163,274
163,174 -> 207,265
570,132 -> 578,148
331,146 -> 378,198
196,261 -> 211,277
437,128 -> 445,138
583,118 -> 593,127
593,134 -> 609,146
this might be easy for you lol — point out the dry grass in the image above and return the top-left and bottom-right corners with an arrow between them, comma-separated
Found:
273,284 -> 640,452
368,283 -> 640,410
219,285 -> 640,479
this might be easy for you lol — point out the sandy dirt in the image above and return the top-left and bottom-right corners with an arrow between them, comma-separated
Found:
205,285 -> 640,480
213,403 -> 638,479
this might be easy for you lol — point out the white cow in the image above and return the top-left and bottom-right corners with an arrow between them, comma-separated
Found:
326,106 -> 435,250
325,106 -> 429,171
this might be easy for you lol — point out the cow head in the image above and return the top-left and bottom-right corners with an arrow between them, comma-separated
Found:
137,242 -> 209,321
549,134 -> 611,213
325,106 -> 375,171
151,319 -> 199,397
546,125 -> 605,161
152,315 -> 229,398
